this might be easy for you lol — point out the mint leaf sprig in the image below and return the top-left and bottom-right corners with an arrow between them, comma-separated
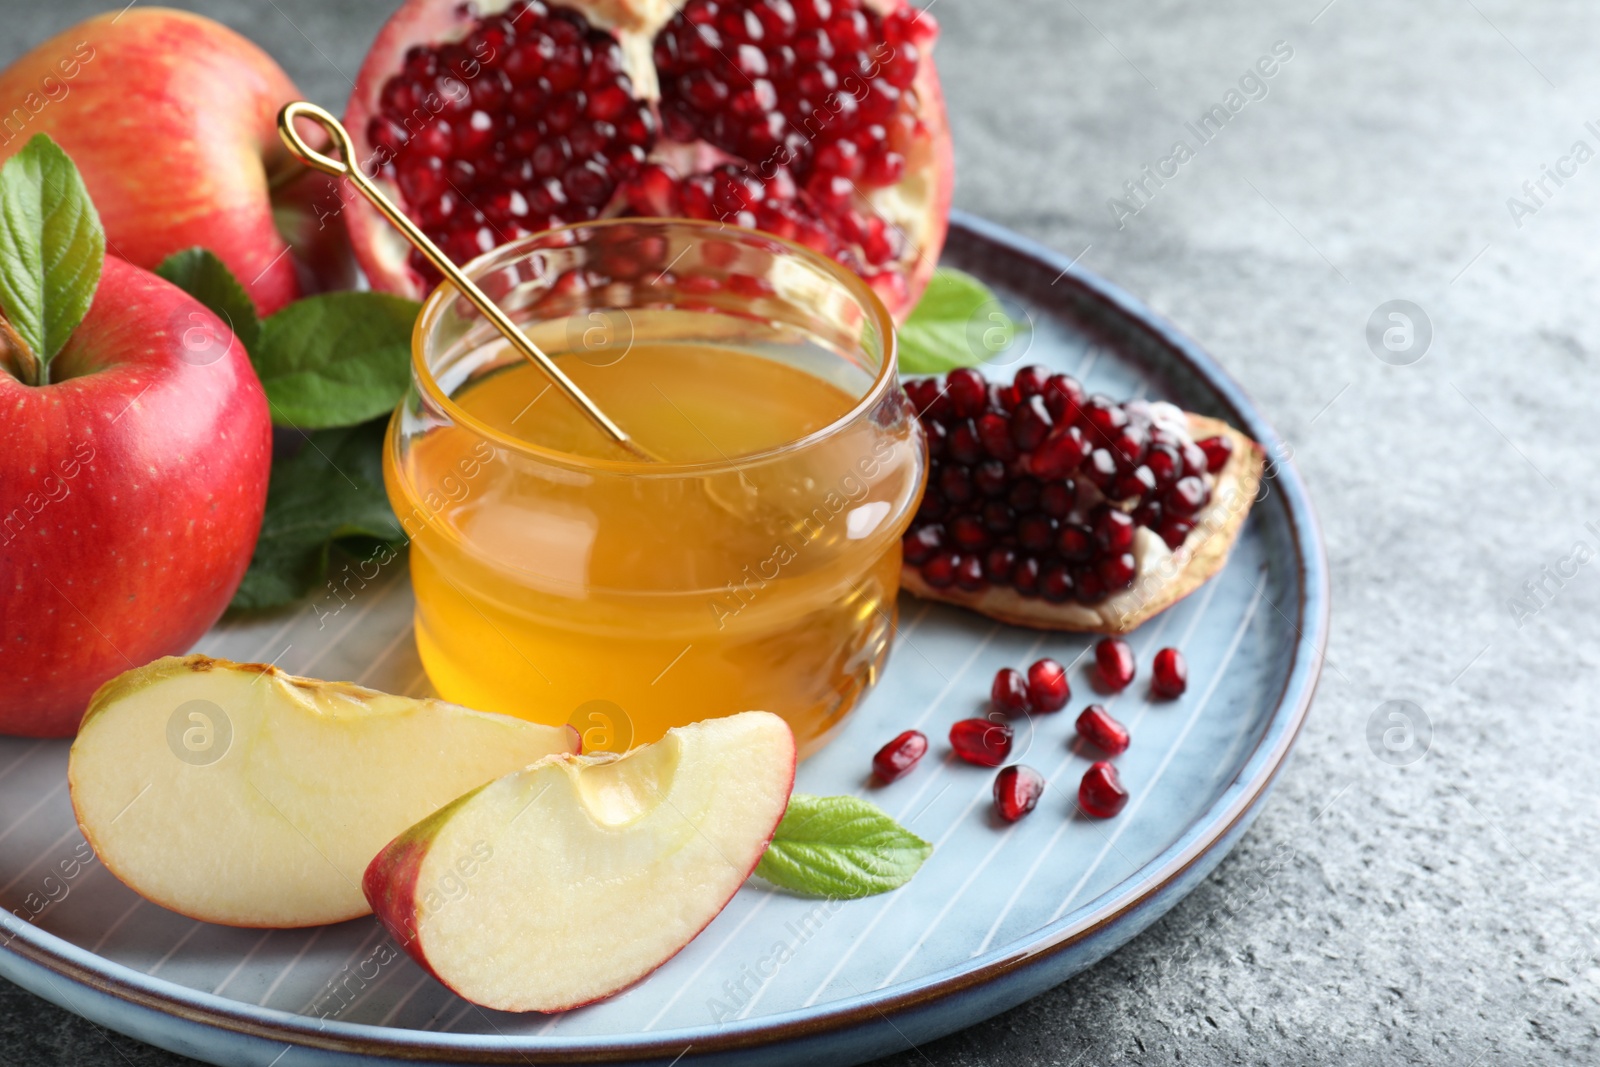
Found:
0,134 -> 105,386
755,794 -> 933,898
897,267 -> 1025,375
155,248 -> 422,611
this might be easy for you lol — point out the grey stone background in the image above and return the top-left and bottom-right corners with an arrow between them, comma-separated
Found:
3,0 -> 1598,1063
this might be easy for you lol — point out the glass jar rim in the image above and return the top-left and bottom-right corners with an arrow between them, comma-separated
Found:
409,217 -> 901,478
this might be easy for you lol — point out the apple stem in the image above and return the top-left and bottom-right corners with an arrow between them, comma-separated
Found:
0,310 -> 41,386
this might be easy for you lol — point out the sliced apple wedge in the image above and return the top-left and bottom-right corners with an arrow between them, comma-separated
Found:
365,711 -> 796,1013
69,655 -> 579,928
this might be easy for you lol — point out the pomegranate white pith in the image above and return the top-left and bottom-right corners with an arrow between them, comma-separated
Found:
344,0 -> 951,319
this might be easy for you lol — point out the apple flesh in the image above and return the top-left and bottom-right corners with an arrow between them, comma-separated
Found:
69,655 -> 580,928
365,711 -> 796,1012
0,9 -> 353,315
0,257 -> 271,738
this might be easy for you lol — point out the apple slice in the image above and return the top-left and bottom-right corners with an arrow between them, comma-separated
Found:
365,711 -> 796,1013
69,655 -> 578,928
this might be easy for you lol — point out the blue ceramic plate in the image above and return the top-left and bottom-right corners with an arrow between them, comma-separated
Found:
0,213 -> 1328,1067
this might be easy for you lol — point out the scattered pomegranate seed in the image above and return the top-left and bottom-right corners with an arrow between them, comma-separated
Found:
1075,704 -> 1129,755
1151,647 -> 1188,698
872,730 -> 928,783
949,718 -> 1013,767
1025,658 -> 1070,711
1094,638 -> 1136,691
993,765 -> 1045,822
990,667 -> 1031,716
1078,761 -> 1128,818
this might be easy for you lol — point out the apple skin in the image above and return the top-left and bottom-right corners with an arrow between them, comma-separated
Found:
0,257 -> 271,737
0,9 -> 353,316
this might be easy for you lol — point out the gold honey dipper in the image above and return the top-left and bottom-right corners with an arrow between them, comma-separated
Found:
276,100 -> 657,463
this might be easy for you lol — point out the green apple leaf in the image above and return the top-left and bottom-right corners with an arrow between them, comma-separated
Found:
754,794 -> 932,899
897,267 -> 1024,375
0,134 -> 104,378
155,247 -> 262,353
252,292 -> 421,429
231,418 -> 404,611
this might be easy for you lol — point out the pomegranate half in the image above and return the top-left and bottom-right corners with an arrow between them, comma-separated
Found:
344,0 -> 952,320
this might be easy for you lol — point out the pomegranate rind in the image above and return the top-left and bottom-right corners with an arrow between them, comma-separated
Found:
342,0 -> 952,320
901,417 -> 1266,634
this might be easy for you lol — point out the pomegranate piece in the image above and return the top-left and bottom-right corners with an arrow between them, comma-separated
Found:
1094,637 -> 1136,691
1025,658 -> 1070,711
1078,761 -> 1128,818
949,718 -> 1013,767
872,729 -> 928,783
993,764 -> 1045,823
1151,647 -> 1188,698
1075,704 -> 1129,755
990,667 -> 1031,716
898,367 -> 1263,634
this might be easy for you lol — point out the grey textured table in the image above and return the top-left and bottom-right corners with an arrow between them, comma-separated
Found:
5,1 -> 1598,1064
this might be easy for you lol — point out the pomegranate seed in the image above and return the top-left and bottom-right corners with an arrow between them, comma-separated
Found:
954,554 -> 987,591
1012,556 -> 1042,596
902,524 -> 942,564
1095,638 -> 1136,691
872,729 -> 928,782
1008,477 -> 1042,513
1157,516 -> 1194,548
1039,480 -> 1074,518
1040,563 -> 1074,603
1092,507 -> 1135,553
984,546 -> 1018,582
1075,704 -> 1129,755
976,412 -> 1017,462
1026,658 -> 1070,711
948,420 -> 983,464
1146,443 -> 1181,486
1165,475 -> 1208,516
993,764 -> 1045,822
1078,761 -> 1128,818
1013,365 -> 1050,398
1028,425 -> 1089,479
974,459 -> 1008,497
949,513 -> 989,551
921,551 -> 957,587
1017,514 -> 1057,553
1042,374 -> 1083,421
945,368 -> 987,418
1151,647 -> 1188,698
990,668 -> 1031,716
1197,434 -> 1234,473
949,718 -> 1013,766
1009,395 -> 1053,450
1097,551 -> 1137,592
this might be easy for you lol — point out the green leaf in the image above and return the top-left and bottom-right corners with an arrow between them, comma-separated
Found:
252,292 -> 421,429
754,794 -> 932,899
0,134 -> 104,373
231,418 -> 404,611
155,247 -> 261,353
897,267 -> 1024,375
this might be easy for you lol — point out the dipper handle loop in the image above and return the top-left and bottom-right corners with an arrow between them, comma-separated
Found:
275,101 -> 653,460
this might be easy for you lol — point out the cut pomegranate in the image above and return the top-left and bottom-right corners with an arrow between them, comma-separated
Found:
1078,761 -> 1128,818
949,718 -> 1012,767
1075,704 -> 1129,755
990,667 -> 1031,716
1094,637 -> 1135,691
1025,658 -> 1069,711
993,764 -> 1044,823
344,0 -> 953,319
872,729 -> 928,782
1151,647 -> 1187,698
898,366 -> 1264,634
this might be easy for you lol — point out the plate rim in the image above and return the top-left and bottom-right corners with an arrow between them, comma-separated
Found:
0,210 -> 1331,1063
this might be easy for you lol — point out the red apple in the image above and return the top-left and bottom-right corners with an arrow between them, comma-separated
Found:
0,257 -> 271,737
0,9 -> 352,316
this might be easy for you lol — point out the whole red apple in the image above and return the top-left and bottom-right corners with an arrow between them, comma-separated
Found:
0,257 -> 271,737
0,9 -> 352,316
